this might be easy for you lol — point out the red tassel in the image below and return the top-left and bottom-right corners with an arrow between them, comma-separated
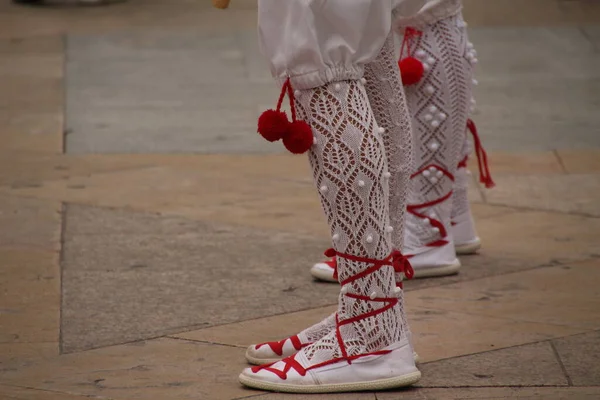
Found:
257,78 -> 314,154
398,27 -> 424,86
466,119 -> 495,188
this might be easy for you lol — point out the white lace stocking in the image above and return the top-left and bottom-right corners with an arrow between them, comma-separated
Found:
294,79 -> 407,364
364,31 -> 414,285
295,33 -> 413,347
451,132 -> 472,221
402,12 -> 474,251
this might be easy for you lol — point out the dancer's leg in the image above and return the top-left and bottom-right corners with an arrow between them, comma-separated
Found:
241,1 -> 418,392
247,32 -> 416,367
401,11 -> 472,277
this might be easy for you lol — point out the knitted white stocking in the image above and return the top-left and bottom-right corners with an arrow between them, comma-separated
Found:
402,12 -> 473,265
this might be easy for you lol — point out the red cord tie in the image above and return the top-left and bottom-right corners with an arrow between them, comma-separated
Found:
252,249 -> 413,379
257,77 -> 313,154
254,335 -> 305,356
407,165 -> 454,246
398,27 -> 424,86
467,119 -> 495,188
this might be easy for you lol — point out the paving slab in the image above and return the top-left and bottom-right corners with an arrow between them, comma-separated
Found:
409,260 -> 600,330
0,249 -> 60,345
60,203 -> 337,353
0,343 -> 58,367
65,29 -> 277,154
552,330 -> 600,386
0,196 -> 61,250
474,211 -> 600,264
0,337 -> 257,400
415,341 -> 568,387
407,306 -> 582,363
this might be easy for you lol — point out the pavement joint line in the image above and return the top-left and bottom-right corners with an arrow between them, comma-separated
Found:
58,201 -> 67,356
0,383 -> 105,399
61,32 -> 67,155
165,336 -> 246,349
0,189 -> 597,225
553,149 -> 569,174
550,340 -> 574,386
479,202 -> 600,219
230,393 -> 271,400
578,25 -> 600,53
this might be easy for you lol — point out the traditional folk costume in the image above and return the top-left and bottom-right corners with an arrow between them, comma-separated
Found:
240,0 -> 495,393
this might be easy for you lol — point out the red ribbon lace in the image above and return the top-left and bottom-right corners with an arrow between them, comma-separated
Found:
254,335 -> 305,356
400,27 -> 422,58
466,119 -> 495,188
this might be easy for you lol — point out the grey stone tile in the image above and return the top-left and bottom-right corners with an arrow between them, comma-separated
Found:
553,331 -> 600,386
468,27 -> 600,152
414,341 -> 568,387
60,204 -> 338,353
473,78 -> 600,152
65,30 -> 281,154
470,27 -> 599,81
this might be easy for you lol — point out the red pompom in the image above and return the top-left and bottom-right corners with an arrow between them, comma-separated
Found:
258,109 -> 290,142
398,57 -> 424,86
283,120 -> 313,154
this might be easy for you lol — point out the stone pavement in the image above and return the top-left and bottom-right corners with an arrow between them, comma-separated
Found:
1,0 -> 600,399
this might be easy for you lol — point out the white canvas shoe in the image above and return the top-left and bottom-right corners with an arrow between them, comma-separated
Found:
240,338 -> 420,393
241,249 -> 420,393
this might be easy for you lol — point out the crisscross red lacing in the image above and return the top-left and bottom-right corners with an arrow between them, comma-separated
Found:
400,27 -> 422,59
254,335 -> 306,356
464,119 -> 495,188
251,250 -> 413,380
407,164 -> 454,247
323,248 -> 413,285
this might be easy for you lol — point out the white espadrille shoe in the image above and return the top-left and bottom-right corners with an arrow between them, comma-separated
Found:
240,250 -> 420,393
240,338 -> 420,393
